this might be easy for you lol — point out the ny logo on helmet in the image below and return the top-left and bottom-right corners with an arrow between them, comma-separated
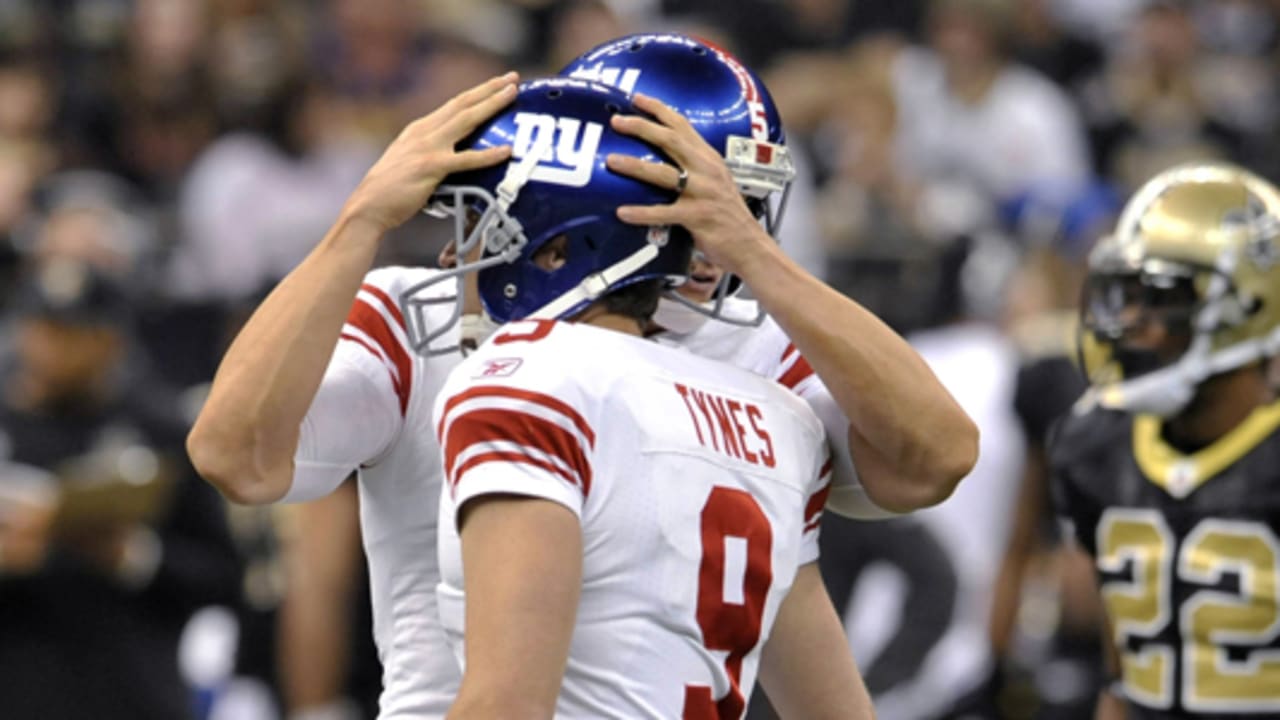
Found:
566,62 -> 642,94
512,112 -> 604,188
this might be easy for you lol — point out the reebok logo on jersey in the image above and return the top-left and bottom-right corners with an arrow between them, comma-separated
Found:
511,112 -> 603,188
475,358 -> 523,378
674,383 -> 776,468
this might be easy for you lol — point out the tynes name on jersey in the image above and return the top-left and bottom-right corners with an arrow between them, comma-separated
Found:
435,320 -> 832,719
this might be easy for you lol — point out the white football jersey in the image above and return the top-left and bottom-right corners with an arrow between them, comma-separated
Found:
652,296 -> 889,519
434,319 -> 833,719
290,266 -> 462,719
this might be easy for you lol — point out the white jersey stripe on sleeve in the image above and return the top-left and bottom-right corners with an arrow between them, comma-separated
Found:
340,326 -> 402,386
448,438 -> 583,493
343,286 -> 414,414
439,385 -> 595,496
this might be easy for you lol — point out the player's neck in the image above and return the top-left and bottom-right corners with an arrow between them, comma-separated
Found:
1164,365 -> 1271,452
573,306 -> 645,337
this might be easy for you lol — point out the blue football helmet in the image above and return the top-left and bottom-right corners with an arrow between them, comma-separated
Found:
400,78 -> 691,355
559,33 -> 796,328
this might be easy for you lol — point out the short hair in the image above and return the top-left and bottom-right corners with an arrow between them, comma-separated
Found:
598,278 -> 664,323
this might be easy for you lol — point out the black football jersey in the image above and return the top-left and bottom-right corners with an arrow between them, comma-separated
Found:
1050,400 -> 1280,718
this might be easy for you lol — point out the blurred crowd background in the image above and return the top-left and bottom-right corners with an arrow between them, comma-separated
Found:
0,0 -> 1276,718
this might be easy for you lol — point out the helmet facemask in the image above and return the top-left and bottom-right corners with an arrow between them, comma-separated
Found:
400,181 -> 531,357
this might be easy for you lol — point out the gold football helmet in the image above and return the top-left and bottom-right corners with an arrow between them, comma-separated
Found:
1080,162 -> 1280,416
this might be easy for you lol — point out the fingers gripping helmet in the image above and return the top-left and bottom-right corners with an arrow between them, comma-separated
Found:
401,78 -> 691,354
559,33 -> 796,329
1079,162 -> 1280,417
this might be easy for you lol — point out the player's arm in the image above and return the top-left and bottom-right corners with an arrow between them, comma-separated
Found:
447,495 -> 582,720
188,73 -> 518,504
437,359 -> 593,719
990,444 -> 1050,654
609,95 -> 978,513
277,479 -> 363,719
1093,613 -> 1126,720
757,562 -> 875,719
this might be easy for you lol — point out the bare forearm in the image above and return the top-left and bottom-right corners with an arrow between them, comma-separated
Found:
739,241 -> 977,510
759,564 -> 875,719
451,497 -> 581,719
188,214 -> 382,504
990,449 -> 1047,653
279,482 -> 362,711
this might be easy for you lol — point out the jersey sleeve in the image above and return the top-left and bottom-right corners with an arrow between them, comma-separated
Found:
339,281 -> 415,414
435,346 -> 596,521
1046,414 -> 1098,554
773,341 -> 898,520
798,453 -> 834,565
282,280 -> 410,503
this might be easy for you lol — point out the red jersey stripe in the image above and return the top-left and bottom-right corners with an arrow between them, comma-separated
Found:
804,479 -> 832,525
777,353 -> 814,390
452,451 -> 584,498
803,453 -> 834,531
438,385 -> 596,449
361,283 -> 407,329
339,332 -> 404,399
346,298 -> 412,415
444,408 -> 592,496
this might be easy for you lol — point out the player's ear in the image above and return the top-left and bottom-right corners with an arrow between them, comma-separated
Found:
438,240 -> 458,269
532,235 -> 570,271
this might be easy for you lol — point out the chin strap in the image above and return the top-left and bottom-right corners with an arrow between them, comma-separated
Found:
1094,321 -> 1280,418
459,312 -> 501,354
529,241 -> 662,321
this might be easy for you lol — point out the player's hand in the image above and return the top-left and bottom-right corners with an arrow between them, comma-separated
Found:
342,72 -> 519,235
606,93 -> 772,278
0,497 -> 57,575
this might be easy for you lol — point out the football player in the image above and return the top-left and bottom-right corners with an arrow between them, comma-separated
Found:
564,33 -> 977,517
189,33 -> 970,719
1051,162 -> 1280,719
431,76 -> 869,719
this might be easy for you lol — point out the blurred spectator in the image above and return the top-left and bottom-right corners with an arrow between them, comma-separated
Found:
16,169 -> 157,280
1009,0 -> 1106,94
208,0 -> 309,135
56,0 -> 219,200
1084,1 -> 1246,190
0,52 -> 55,143
0,139 -> 51,289
661,0 -> 925,69
166,81 -> 377,304
313,0 -> 432,141
0,259 -> 242,720
893,0 -> 1091,213
543,0 -> 630,72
